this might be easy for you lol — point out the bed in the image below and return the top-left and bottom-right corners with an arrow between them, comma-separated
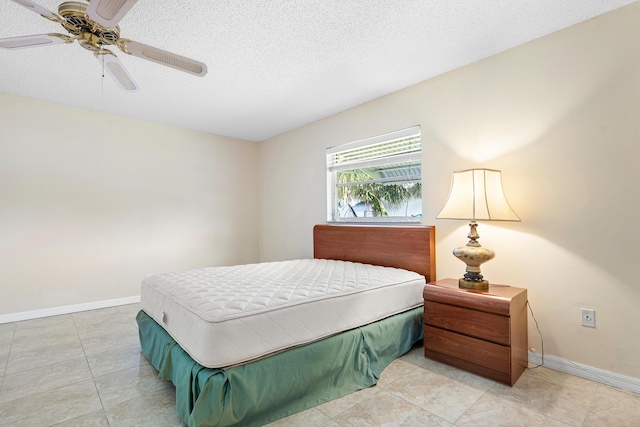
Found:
137,224 -> 435,427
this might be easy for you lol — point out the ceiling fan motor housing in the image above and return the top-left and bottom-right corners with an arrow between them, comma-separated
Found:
58,1 -> 120,49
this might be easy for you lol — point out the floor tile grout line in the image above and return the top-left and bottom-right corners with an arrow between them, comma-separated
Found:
74,309 -> 134,427
382,354 -> 551,426
317,359 -> 422,423
580,382 -> 603,427
0,377 -> 97,409
539,372 -> 598,426
452,382 -> 495,426
5,314 -> 85,378
311,346 -> 423,421
45,407 -> 113,427
71,306 -> 171,426
486,375 -> 588,427
71,310 -> 112,426
0,318 -> 96,407
0,307 -> 144,426
386,386 -> 452,425
375,363 -> 457,425
102,407 -> 113,427
0,322 -> 17,396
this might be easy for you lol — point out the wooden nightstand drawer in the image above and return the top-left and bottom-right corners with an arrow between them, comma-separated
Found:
424,325 -> 510,374
424,301 -> 510,345
423,283 -> 515,315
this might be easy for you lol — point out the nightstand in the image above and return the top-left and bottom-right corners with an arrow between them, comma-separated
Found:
423,278 -> 528,386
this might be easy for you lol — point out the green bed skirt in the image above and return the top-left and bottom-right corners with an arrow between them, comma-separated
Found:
136,307 -> 424,427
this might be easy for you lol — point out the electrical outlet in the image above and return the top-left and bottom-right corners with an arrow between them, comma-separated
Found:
581,308 -> 595,327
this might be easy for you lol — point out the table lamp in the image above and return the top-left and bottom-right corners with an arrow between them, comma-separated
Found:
436,169 -> 520,290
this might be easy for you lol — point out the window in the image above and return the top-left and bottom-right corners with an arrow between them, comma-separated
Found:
327,126 -> 422,222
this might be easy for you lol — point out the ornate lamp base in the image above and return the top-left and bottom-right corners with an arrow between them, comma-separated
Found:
458,277 -> 490,290
452,221 -> 495,291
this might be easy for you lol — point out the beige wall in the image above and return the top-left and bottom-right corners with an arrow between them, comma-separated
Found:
259,3 -> 640,379
0,93 -> 259,315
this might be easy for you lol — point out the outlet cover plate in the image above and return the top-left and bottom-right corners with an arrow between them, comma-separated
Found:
581,308 -> 595,327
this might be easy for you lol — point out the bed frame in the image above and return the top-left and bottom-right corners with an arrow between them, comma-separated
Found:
138,224 -> 436,427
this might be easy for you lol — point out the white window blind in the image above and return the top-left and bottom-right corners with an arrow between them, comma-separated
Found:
327,126 -> 421,171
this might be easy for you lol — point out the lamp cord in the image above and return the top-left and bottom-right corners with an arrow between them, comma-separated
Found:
527,300 -> 545,369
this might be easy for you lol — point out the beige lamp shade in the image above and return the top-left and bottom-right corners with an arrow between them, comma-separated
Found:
436,169 -> 520,222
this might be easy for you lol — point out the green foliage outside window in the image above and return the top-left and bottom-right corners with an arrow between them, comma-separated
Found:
337,169 -> 421,218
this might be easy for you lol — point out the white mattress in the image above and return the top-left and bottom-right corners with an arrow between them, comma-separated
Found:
140,258 -> 426,368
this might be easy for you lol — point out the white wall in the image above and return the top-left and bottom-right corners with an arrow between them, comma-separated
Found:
259,3 -> 640,379
0,93 -> 259,316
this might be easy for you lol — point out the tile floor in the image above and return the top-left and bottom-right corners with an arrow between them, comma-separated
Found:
0,303 -> 639,426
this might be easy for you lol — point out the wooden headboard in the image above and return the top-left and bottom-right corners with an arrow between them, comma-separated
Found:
313,224 -> 435,283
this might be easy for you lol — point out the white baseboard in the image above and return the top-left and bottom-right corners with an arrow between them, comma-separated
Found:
0,295 -> 141,324
529,350 -> 640,395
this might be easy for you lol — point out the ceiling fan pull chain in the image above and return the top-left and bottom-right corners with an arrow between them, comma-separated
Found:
101,53 -> 105,106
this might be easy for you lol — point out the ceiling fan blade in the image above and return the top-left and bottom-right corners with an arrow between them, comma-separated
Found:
0,33 -> 70,50
9,0 -> 57,20
95,52 -> 139,91
119,40 -> 208,77
86,0 -> 138,28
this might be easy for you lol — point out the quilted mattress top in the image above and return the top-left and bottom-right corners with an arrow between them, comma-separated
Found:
142,258 -> 424,322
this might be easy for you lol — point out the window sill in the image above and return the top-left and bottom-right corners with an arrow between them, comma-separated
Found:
328,217 -> 423,224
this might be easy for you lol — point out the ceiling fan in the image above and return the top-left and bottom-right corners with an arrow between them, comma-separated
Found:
0,0 -> 208,91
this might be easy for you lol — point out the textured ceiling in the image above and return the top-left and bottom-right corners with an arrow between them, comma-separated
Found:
0,0 -> 637,142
